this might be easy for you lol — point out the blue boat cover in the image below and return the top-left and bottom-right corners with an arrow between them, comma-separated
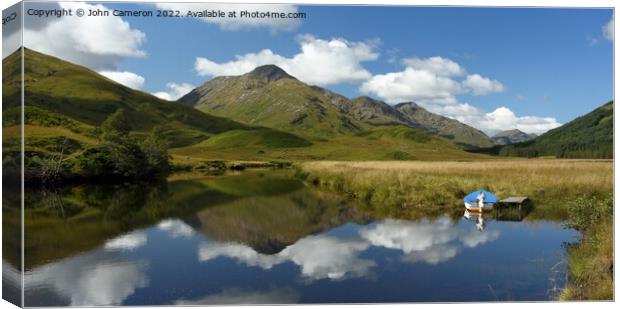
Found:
463,189 -> 497,203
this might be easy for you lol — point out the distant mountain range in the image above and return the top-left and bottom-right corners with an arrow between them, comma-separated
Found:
3,48 -> 612,163
4,48 -> 488,163
180,65 -> 495,149
492,129 -> 537,145
498,101 -> 613,158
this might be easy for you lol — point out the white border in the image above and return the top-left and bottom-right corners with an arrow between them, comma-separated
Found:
0,1 -> 617,309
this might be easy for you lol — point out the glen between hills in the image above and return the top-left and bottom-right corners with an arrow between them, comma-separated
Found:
2,48 -> 486,181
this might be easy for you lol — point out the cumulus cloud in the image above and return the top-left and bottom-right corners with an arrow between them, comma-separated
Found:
153,83 -> 195,101
104,231 -> 147,251
24,252 -> 148,306
402,56 -> 465,77
194,34 -> 379,86
175,287 -> 300,305
603,19 -> 614,41
462,74 -> 505,95
360,218 -> 499,265
197,215 -> 501,282
360,67 -> 464,103
155,3 -> 301,32
98,71 -> 145,90
198,234 -> 375,281
157,219 -> 195,237
361,56 -> 560,135
23,2 -> 146,70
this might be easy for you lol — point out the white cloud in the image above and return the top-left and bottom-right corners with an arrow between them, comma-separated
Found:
360,218 -> 501,265
155,3 -> 301,32
23,2 -> 146,70
104,231 -> 147,251
25,252 -> 148,306
279,235 -> 374,281
198,234 -> 375,281
361,56 -> 560,135
153,83 -> 195,101
175,287 -> 300,305
360,67 -> 464,103
198,215 -> 502,280
98,71 -> 145,90
195,34 -> 379,86
603,19 -> 614,41
360,218 -> 459,254
476,107 -> 562,135
462,74 -> 505,95
402,56 -> 465,77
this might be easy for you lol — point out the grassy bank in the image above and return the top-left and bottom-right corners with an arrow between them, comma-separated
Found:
296,159 -> 613,300
296,160 -> 612,218
560,194 -> 613,300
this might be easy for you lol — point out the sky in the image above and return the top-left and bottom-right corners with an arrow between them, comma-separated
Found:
2,1 -> 614,135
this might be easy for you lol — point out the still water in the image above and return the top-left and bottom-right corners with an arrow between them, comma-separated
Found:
3,170 -> 577,306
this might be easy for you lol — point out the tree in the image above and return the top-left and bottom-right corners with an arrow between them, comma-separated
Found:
101,108 -> 131,142
140,126 -> 171,175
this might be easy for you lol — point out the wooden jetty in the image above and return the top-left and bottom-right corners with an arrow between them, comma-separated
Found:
498,196 -> 529,210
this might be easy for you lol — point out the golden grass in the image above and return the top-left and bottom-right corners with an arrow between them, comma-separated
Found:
560,218 -> 614,300
297,159 -> 612,218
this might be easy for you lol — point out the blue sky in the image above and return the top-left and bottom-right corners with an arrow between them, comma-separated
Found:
9,2 -> 614,134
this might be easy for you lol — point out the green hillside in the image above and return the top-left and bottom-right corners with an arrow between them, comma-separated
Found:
2,48 -> 489,179
395,102 -> 495,149
1,49 -> 315,181
179,65 -> 366,140
499,101 -> 613,158
3,48 -> 245,139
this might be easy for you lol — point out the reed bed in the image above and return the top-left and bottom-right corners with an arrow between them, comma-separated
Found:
297,160 -> 612,217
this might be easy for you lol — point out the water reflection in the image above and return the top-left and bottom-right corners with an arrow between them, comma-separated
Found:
197,216 -> 502,281
175,287 -> 300,305
24,251 -> 148,306
199,235 -> 375,281
8,170 -> 577,305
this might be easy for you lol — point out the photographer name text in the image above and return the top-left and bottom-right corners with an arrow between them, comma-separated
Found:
26,8 -> 306,19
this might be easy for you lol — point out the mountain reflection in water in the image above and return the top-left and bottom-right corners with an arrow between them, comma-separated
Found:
2,170 -> 576,305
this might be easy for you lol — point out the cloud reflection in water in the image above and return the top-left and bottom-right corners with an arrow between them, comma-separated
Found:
198,216 -> 500,280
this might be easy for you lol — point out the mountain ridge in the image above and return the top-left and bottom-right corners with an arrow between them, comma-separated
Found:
498,101 -> 613,158
180,64 -> 495,149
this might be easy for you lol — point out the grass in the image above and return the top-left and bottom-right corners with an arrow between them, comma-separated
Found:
560,194 -> 613,300
296,159 -> 613,300
296,160 -> 612,219
171,129 -> 489,162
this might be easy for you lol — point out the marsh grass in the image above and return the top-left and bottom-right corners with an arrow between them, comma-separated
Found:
560,194 -> 613,300
297,159 -> 613,300
297,159 -> 612,219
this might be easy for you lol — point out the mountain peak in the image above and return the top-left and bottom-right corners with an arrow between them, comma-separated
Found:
394,102 -> 420,109
492,129 -> 537,145
247,65 -> 296,82
493,129 -> 524,137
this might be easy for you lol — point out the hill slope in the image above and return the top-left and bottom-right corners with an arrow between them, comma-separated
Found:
499,101 -> 613,158
2,48 -> 250,144
395,102 -> 495,149
492,129 -> 537,145
180,66 -> 494,149
2,49 -> 312,149
179,65 -> 365,140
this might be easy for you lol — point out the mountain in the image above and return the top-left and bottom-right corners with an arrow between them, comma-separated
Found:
2,48 -> 312,179
179,65 -> 365,140
395,102 -> 495,149
181,66 -> 494,149
2,48 -> 255,147
3,50 -> 486,165
499,101 -> 613,158
343,96 -> 416,127
492,129 -> 537,145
